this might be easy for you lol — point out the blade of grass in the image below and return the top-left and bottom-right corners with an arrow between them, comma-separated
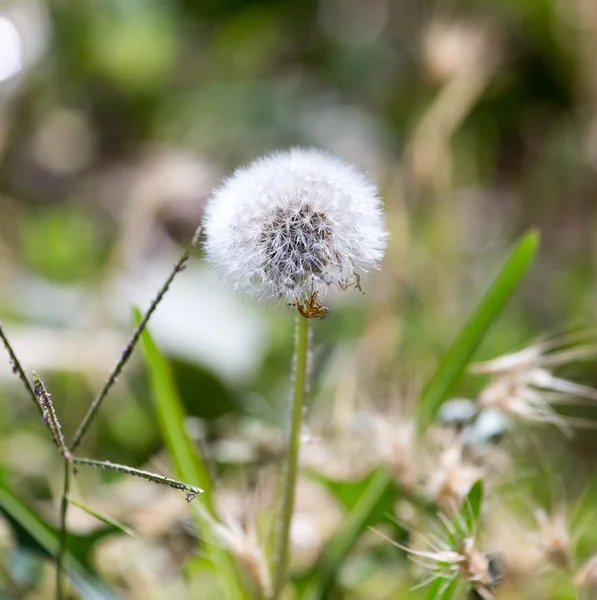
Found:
302,232 -> 538,599
423,576 -> 462,600
0,477 -> 120,600
453,480 -> 483,541
417,230 -> 540,429
136,310 -> 214,506
137,313 -> 250,600
305,468 -> 395,599
68,498 -> 136,538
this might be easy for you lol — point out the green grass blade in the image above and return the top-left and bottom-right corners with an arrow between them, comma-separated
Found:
423,576 -> 462,600
137,309 -> 214,506
417,230 -> 540,428
305,468 -> 395,599
298,233 -> 537,599
0,477 -> 120,600
456,479 -> 483,539
137,312 -> 249,600
68,497 -> 136,538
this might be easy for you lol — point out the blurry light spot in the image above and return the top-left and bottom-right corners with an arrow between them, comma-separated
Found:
0,16 -> 22,82
32,109 -> 96,175
423,21 -> 492,82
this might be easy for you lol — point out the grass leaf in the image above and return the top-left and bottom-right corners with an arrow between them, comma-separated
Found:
418,230 -> 540,428
68,497 -> 136,538
136,312 -> 250,600
0,474 -> 120,600
304,468 -> 396,599
423,576 -> 462,600
456,479 -> 483,539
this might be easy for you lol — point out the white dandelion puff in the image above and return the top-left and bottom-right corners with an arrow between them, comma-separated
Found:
203,148 -> 387,308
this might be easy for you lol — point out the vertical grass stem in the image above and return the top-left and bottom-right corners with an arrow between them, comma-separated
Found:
273,314 -> 310,599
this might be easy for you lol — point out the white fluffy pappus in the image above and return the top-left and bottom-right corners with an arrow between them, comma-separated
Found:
203,148 -> 388,305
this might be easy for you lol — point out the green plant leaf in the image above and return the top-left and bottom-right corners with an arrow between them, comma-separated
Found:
300,233 -> 538,599
418,482 -> 484,600
136,308 -> 214,505
136,311 -> 250,600
0,474 -> 120,600
423,576 -> 462,600
69,497 -> 136,538
418,230 -> 540,428
454,480 -> 483,542
306,467 -> 396,517
303,468 -> 396,599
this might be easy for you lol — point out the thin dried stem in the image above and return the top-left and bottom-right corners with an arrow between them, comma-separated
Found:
70,228 -> 201,452
32,372 -> 70,460
0,324 -> 44,417
72,458 -> 203,502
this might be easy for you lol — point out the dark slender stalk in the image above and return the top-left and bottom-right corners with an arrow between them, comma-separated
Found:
70,228 -> 201,453
56,462 -> 71,600
72,458 -> 203,502
0,324 -> 44,417
32,372 -> 71,460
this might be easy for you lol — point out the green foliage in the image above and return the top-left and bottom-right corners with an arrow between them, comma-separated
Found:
421,482 -> 484,600
67,498 -> 136,539
303,468 -> 397,599
423,577 -> 463,600
1,0 -> 596,597
20,208 -> 105,283
0,474 -> 120,600
418,230 -> 540,428
453,480 -> 483,543
137,313 -> 250,600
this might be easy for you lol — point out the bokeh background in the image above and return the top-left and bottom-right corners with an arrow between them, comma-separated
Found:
1,0 -> 597,598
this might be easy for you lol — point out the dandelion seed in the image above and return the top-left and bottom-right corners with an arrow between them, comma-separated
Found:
534,506 -> 572,570
368,413 -> 417,492
194,488 -> 272,597
203,148 -> 387,309
425,442 -> 485,513
471,341 -> 597,433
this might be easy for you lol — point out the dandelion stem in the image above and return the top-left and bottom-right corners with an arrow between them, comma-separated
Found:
56,461 -> 71,600
70,228 -> 201,453
273,314 -> 310,599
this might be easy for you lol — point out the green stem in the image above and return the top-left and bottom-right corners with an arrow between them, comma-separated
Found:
56,461 -> 71,600
273,315 -> 310,599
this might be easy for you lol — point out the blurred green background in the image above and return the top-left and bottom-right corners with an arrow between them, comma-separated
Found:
1,0 -> 597,598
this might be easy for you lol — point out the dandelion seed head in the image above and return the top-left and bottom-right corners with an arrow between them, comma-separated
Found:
194,484 -> 273,597
375,518 -> 494,598
203,148 -> 387,304
426,443 -> 485,513
472,339 -> 597,432
534,506 -> 571,570
575,555 -> 597,590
